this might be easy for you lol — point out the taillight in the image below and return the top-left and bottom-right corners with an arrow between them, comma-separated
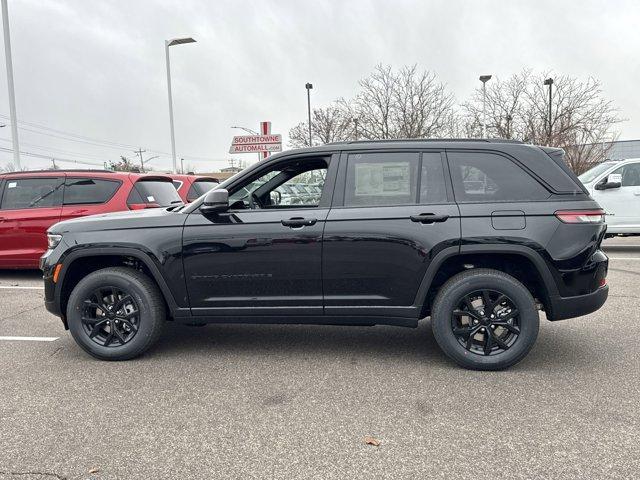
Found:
128,203 -> 160,210
554,209 -> 605,224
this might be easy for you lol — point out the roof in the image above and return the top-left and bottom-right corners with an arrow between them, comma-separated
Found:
0,169 -> 175,180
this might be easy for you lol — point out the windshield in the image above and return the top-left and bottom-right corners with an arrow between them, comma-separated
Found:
579,162 -> 616,184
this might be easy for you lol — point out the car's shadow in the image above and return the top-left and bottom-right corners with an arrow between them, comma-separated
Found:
138,318 -> 601,372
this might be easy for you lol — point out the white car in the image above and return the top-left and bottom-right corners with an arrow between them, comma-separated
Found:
579,158 -> 640,235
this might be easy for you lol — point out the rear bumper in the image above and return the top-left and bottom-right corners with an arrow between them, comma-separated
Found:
546,285 -> 609,321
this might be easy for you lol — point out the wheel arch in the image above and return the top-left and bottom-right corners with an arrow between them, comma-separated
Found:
415,245 -> 558,318
56,248 -> 182,322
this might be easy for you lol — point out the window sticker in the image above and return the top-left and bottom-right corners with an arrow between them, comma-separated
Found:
7,182 -> 17,189
146,195 -> 155,202
354,162 -> 411,196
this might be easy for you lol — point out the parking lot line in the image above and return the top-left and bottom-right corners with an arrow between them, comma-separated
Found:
608,257 -> 640,260
0,285 -> 44,290
0,336 -> 59,342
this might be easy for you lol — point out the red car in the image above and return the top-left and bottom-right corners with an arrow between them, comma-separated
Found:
169,174 -> 220,203
0,169 -> 182,269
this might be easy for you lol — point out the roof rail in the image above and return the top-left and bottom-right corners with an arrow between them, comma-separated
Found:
0,169 -> 114,175
326,138 -> 524,146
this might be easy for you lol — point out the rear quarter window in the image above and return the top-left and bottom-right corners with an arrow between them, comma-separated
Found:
448,151 -> 550,203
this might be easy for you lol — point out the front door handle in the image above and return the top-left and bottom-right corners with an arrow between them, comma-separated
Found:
281,217 -> 317,228
410,213 -> 450,224
70,209 -> 89,215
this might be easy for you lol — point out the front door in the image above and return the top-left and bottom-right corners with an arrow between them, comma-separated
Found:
593,162 -> 640,230
0,176 -> 64,268
183,155 -> 336,317
322,151 -> 461,320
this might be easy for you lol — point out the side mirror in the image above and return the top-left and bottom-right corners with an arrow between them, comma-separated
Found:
595,174 -> 622,190
200,188 -> 229,214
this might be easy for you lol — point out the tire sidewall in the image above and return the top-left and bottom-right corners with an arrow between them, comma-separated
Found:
67,270 -> 159,361
432,272 -> 539,370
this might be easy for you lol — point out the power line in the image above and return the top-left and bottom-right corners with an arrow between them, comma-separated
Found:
0,146 -> 105,166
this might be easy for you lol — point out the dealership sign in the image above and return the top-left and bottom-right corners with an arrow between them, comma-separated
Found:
229,134 -> 282,154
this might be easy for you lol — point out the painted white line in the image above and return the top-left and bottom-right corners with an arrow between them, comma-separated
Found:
608,257 -> 640,260
0,336 -> 59,342
0,285 -> 44,290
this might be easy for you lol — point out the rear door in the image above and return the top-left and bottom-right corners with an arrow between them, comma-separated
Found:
322,150 -> 461,320
60,177 -> 123,220
0,175 -> 64,268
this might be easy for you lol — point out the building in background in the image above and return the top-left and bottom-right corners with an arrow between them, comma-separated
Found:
603,139 -> 640,160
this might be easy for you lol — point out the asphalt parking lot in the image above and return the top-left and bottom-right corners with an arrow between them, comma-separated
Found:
1,238 -> 639,480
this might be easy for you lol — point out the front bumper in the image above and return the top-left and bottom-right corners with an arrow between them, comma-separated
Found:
546,285 -> 609,321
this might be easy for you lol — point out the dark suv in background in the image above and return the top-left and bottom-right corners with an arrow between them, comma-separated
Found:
41,140 -> 608,370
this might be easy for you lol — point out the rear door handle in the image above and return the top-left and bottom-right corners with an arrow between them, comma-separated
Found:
410,213 -> 450,224
281,217 -> 317,228
69,209 -> 89,215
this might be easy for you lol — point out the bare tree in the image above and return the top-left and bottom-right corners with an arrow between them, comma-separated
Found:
288,104 -> 353,148
289,64 -> 456,147
462,70 -> 623,174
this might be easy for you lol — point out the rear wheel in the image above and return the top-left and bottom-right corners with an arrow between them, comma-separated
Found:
431,268 -> 539,370
66,267 -> 165,360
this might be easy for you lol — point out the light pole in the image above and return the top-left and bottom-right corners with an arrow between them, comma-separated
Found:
165,37 -> 196,174
1,0 -> 20,169
479,75 -> 492,139
543,78 -> 554,144
305,83 -> 313,146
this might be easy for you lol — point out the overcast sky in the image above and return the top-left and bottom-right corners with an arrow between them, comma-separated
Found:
0,0 -> 639,172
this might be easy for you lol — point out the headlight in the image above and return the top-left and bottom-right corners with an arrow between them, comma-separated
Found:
47,234 -> 63,250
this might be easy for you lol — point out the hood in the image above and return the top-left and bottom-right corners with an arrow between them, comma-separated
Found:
49,207 -> 186,234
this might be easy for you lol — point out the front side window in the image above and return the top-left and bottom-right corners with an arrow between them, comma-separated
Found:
610,163 -> 640,187
228,158 -> 329,209
345,152 -> 419,207
1,177 -> 63,210
63,178 -> 120,205
448,152 -> 549,203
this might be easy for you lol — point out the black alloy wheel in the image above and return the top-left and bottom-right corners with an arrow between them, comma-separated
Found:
451,289 -> 520,356
81,286 -> 140,347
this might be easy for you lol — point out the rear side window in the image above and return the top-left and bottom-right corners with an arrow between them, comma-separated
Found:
63,178 -> 120,205
345,152 -> 418,206
448,152 -> 549,203
420,153 -> 448,204
127,180 -> 183,207
187,180 -> 219,202
1,177 -> 63,210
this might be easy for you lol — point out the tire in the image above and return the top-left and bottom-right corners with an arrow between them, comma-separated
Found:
431,268 -> 539,371
66,267 -> 165,361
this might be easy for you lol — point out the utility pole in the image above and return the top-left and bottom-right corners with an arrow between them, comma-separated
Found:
479,75 -> 492,139
353,118 -> 359,140
134,148 -> 146,172
543,78 -> 554,144
305,83 -> 313,146
181,158 -> 184,174
1,0 -> 20,169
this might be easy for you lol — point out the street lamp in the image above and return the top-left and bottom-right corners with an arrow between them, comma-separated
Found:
1,0 -> 20,169
479,75 -> 492,139
543,78 -> 554,143
305,83 -> 313,146
165,36 -> 196,174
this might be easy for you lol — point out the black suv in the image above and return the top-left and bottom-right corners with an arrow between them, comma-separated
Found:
41,140 -> 608,370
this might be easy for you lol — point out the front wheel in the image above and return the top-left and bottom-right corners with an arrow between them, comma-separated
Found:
431,268 -> 539,370
66,267 -> 165,361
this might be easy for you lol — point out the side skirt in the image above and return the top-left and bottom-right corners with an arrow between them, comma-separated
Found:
175,315 -> 420,328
